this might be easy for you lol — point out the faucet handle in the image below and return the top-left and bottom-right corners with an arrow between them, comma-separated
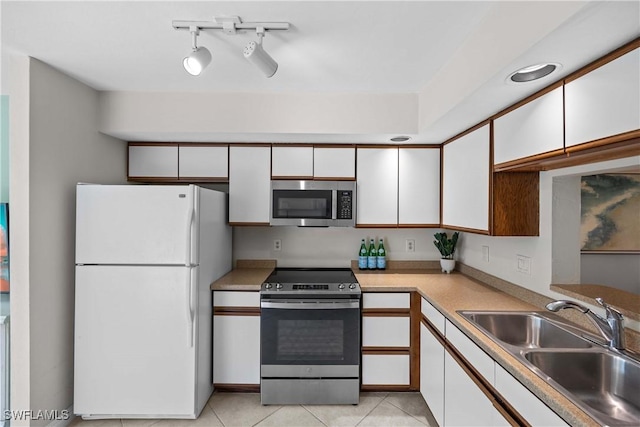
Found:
595,297 -> 623,320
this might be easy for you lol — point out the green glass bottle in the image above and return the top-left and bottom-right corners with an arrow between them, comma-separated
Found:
358,239 -> 368,270
367,239 -> 377,270
377,238 -> 386,270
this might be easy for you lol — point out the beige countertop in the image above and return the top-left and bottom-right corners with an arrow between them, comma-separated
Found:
211,263 -> 600,426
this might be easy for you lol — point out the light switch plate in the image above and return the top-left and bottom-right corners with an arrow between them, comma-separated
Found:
517,254 -> 531,274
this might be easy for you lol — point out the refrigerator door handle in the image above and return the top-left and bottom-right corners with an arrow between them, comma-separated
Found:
186,268 -> 195,347
185,187 -> 195,267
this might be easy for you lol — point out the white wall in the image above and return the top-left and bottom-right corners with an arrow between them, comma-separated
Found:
234,226 -> 444,268
9,56 -> 126,425
581,253 -> 640,295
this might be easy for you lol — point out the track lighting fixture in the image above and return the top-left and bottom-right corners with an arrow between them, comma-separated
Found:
173,16 -> 289,78
183,26 -> 211,76
244,28 -> 278,78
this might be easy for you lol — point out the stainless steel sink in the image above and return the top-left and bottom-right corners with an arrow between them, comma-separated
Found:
458,310 -> 640,426
524,349 -> 640,426
459,311 -> 593,349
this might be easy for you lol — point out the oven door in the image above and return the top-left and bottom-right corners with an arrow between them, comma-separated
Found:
260,299 -> 361,378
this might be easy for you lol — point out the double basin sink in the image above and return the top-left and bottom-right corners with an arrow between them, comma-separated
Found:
459,310 -> 640,426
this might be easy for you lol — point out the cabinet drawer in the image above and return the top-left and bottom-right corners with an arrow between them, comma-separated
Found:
446,320 -> 494,383
362,354 -> 410,385
421,298 -> 445,335
362,317 -> 410,347
363,292 -> 410,309
213,291 -> 260,308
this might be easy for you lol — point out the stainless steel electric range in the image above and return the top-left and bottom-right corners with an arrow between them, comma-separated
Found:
260,268 -> 361,405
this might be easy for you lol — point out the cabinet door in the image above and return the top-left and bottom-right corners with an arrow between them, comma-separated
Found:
444,349 -> 495,426
356,147 -> 398,225
494,364 -> 568,426
362,354 -> 410,385
494,87 -> 564,165
362,317 -> 410,347
213,315 -> 260,384
229,145 -> 271,224
446,320 -> 494,383
128,144 -> 178,179
313,146 -> 356,179
420,322 -> 444,426
442,125 -> 490,232
179,145 -> 228,179
271,145 -> 313,178
398,147 -> 440,225
565,48 -> 640,147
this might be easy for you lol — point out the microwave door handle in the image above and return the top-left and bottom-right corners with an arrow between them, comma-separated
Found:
331,190 -> 338,219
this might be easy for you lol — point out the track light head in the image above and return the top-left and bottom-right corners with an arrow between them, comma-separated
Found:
183,46 -> 211,76
244,29 -> 278,78
183,27 -> 211,76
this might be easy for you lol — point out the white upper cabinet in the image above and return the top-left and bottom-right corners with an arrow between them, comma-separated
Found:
313,146 -> 356,179
494,87 -> 564,165
271,145 -> 314,178
178,145 -> 228,179
565,47 -> 640,147
356,147 -> 398,226
128,144 -> 178,179
398,147 -> 440,225
442,125 -> 490,232
229,145 -> 271,224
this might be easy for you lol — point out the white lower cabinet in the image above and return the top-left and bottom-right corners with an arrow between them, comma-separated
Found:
362,354 -> 410,385
418,297 -> 566,426
213,315 -> 260,384
420,322 -> 444,426
444,349 -> 497,427
213,291 -> 261,385
494,364 -> 568,427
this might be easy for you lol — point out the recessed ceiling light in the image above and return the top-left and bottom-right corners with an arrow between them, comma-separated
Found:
390,136 -> 411,142
508,63 -> 560,83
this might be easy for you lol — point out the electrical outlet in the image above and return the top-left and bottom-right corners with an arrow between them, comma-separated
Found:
406,239 -> 415,252
273,239 -> 282,251
517,254 -> 531,275
482,246 -> 489,263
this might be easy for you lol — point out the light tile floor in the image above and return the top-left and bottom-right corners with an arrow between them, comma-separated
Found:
69,392 -> 438,427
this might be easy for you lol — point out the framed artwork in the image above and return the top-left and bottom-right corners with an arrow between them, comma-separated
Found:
580,174 -> 640,253
0,203 -> 7,292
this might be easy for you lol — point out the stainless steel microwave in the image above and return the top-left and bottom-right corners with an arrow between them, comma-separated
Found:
270,180 -> 356,227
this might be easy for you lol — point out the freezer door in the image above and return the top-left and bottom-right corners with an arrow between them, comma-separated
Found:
76,184 -> 196,265
74,265 -> 200,417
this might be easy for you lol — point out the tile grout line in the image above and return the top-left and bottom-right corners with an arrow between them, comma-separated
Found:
208,404 -> 226,427
382,393 -> 432,427
251,405 -> 285,427
354,393 -> 389,427
299,404 -> 330,427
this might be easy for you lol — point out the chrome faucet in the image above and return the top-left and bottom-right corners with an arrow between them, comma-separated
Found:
546,297 -> 625,350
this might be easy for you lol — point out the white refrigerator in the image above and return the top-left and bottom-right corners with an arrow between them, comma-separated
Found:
74,184 -> 231,419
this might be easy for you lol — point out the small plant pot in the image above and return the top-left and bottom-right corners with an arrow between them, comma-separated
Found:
440,259 -> 456,274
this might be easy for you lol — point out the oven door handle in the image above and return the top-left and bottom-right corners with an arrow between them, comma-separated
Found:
260,301 -> 360,310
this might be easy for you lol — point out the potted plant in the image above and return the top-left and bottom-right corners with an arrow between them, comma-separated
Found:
433,231 -> 459,274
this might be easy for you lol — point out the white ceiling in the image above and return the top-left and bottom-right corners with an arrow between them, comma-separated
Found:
2,1 -> 639,144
